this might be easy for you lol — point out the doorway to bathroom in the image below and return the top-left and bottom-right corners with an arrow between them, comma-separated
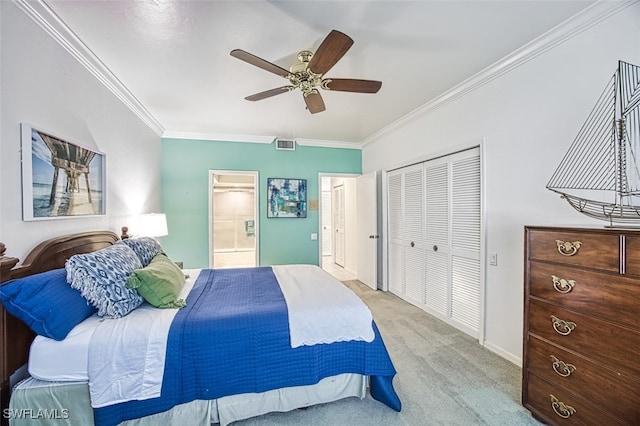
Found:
209,170 -> 258,268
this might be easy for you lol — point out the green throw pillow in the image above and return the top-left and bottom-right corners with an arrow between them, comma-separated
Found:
126,253 -> 186,309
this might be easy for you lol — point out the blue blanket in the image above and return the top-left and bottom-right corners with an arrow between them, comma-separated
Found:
94,267 -> 401,426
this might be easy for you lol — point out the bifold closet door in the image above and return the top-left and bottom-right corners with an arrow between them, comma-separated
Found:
387,164 -> 424,302
387,147 -> 481,338
403,164 -> 425,307
449,152 -> 481,336
423,160 -> 449,319
387,172 -> 404,296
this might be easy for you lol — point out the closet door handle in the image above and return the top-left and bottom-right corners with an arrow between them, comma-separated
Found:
410,242 -> 415,247
433,245 -> 438,252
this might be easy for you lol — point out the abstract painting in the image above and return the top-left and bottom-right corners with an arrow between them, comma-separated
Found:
267,178 -> 307,218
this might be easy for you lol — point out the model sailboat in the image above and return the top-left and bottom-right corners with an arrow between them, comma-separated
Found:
547,60 -> 640,226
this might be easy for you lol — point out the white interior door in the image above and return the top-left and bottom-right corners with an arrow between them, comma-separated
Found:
333,184 -> 345,267
356,171 -> 378,290
321,190 -> 332,256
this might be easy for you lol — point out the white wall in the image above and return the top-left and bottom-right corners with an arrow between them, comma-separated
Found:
1,2 -> 161,262
363,4 -> 640,364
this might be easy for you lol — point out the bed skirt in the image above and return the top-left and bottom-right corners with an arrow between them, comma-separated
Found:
8,374 -> 367,426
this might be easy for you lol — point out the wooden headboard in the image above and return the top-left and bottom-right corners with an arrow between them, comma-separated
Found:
0,231 -> 119,416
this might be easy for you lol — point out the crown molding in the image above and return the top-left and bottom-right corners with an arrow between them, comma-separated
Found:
162,130 -> 276,144
362,0 -> 637,147
295,138 -> 361,149
162,131 -> 360,149
15,0 -> 165,136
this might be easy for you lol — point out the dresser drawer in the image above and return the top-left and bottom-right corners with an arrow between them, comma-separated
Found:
526,336 -> 640,424
529,261 -> 640,329
524,372 -> 623,426
527,299 -> 640,379
527,229 -> 619,272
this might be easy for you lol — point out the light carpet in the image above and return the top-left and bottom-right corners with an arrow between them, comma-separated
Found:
234,280 -> 542,425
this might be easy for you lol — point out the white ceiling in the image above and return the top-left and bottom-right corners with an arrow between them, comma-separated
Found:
39,0 -> 597,145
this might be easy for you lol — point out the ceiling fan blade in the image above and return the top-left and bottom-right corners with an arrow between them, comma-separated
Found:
304,91 -> 326,114
308,30 -> 354,76
230,49 -> 290,78
245,86 -> 295,102
323,78 -> 382,93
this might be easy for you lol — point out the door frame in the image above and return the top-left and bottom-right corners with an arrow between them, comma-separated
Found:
317,172 -> 359,268
208,170 -> 259,268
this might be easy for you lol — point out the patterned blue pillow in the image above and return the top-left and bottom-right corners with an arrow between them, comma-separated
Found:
0,268 -> 95,340
66,244 -> 144,318
120,237 -> 163,267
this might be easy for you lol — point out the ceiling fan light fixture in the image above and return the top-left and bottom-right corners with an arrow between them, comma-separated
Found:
230,29 -> 381,114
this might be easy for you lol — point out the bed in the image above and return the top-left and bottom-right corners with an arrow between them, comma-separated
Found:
0,231 -> 401,425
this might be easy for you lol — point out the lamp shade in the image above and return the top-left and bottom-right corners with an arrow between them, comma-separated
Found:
137,213 -> 168,237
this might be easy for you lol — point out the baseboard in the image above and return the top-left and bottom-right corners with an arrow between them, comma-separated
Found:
483,341 -> 522,367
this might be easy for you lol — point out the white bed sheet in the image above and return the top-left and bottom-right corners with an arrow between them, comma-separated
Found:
87,269 -> 199,408
28,314 -> 102,382
273,264 -> 374,347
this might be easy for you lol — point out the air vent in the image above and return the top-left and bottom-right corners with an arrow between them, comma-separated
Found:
276,139 -> 296,151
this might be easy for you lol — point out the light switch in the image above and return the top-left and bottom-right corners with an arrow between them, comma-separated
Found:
311,233 -> 318,240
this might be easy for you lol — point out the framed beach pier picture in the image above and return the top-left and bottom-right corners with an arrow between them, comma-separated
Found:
21,123 -> 106,221
267,177 -> 307,218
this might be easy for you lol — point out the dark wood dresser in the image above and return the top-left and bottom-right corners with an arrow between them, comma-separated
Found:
523,226 -> 640,425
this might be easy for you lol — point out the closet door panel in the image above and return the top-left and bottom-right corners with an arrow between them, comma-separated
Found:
424,162 -> 449,316
450,152 -> 481,335
451,256 -> 480,334
389,242 -> 405,295
387,172 -> 405,296
425,251 -> 449,318
424,163 -> 449,249
404,165 -> 425,305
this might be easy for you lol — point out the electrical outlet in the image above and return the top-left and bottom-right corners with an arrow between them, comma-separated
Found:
311,233 -> 318,240
490,252 -> 498,266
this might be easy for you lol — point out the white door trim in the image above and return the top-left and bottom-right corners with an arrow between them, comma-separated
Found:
317,172 -> 359,267
208,170 -> 259,268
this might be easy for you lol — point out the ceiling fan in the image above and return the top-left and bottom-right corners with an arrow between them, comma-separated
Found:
230,30 -> 382,114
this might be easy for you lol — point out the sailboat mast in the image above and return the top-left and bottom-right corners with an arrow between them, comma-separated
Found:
616,62 -> 628,210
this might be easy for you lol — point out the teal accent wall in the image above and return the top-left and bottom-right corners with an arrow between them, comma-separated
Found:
161,138 -> 361,268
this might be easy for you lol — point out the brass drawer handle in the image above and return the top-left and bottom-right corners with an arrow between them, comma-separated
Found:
550,394 -> 576,419
550,355 -> 576,377
551,275 -> 576,293
551,315 -> 576,336
555,240 -> 582,256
